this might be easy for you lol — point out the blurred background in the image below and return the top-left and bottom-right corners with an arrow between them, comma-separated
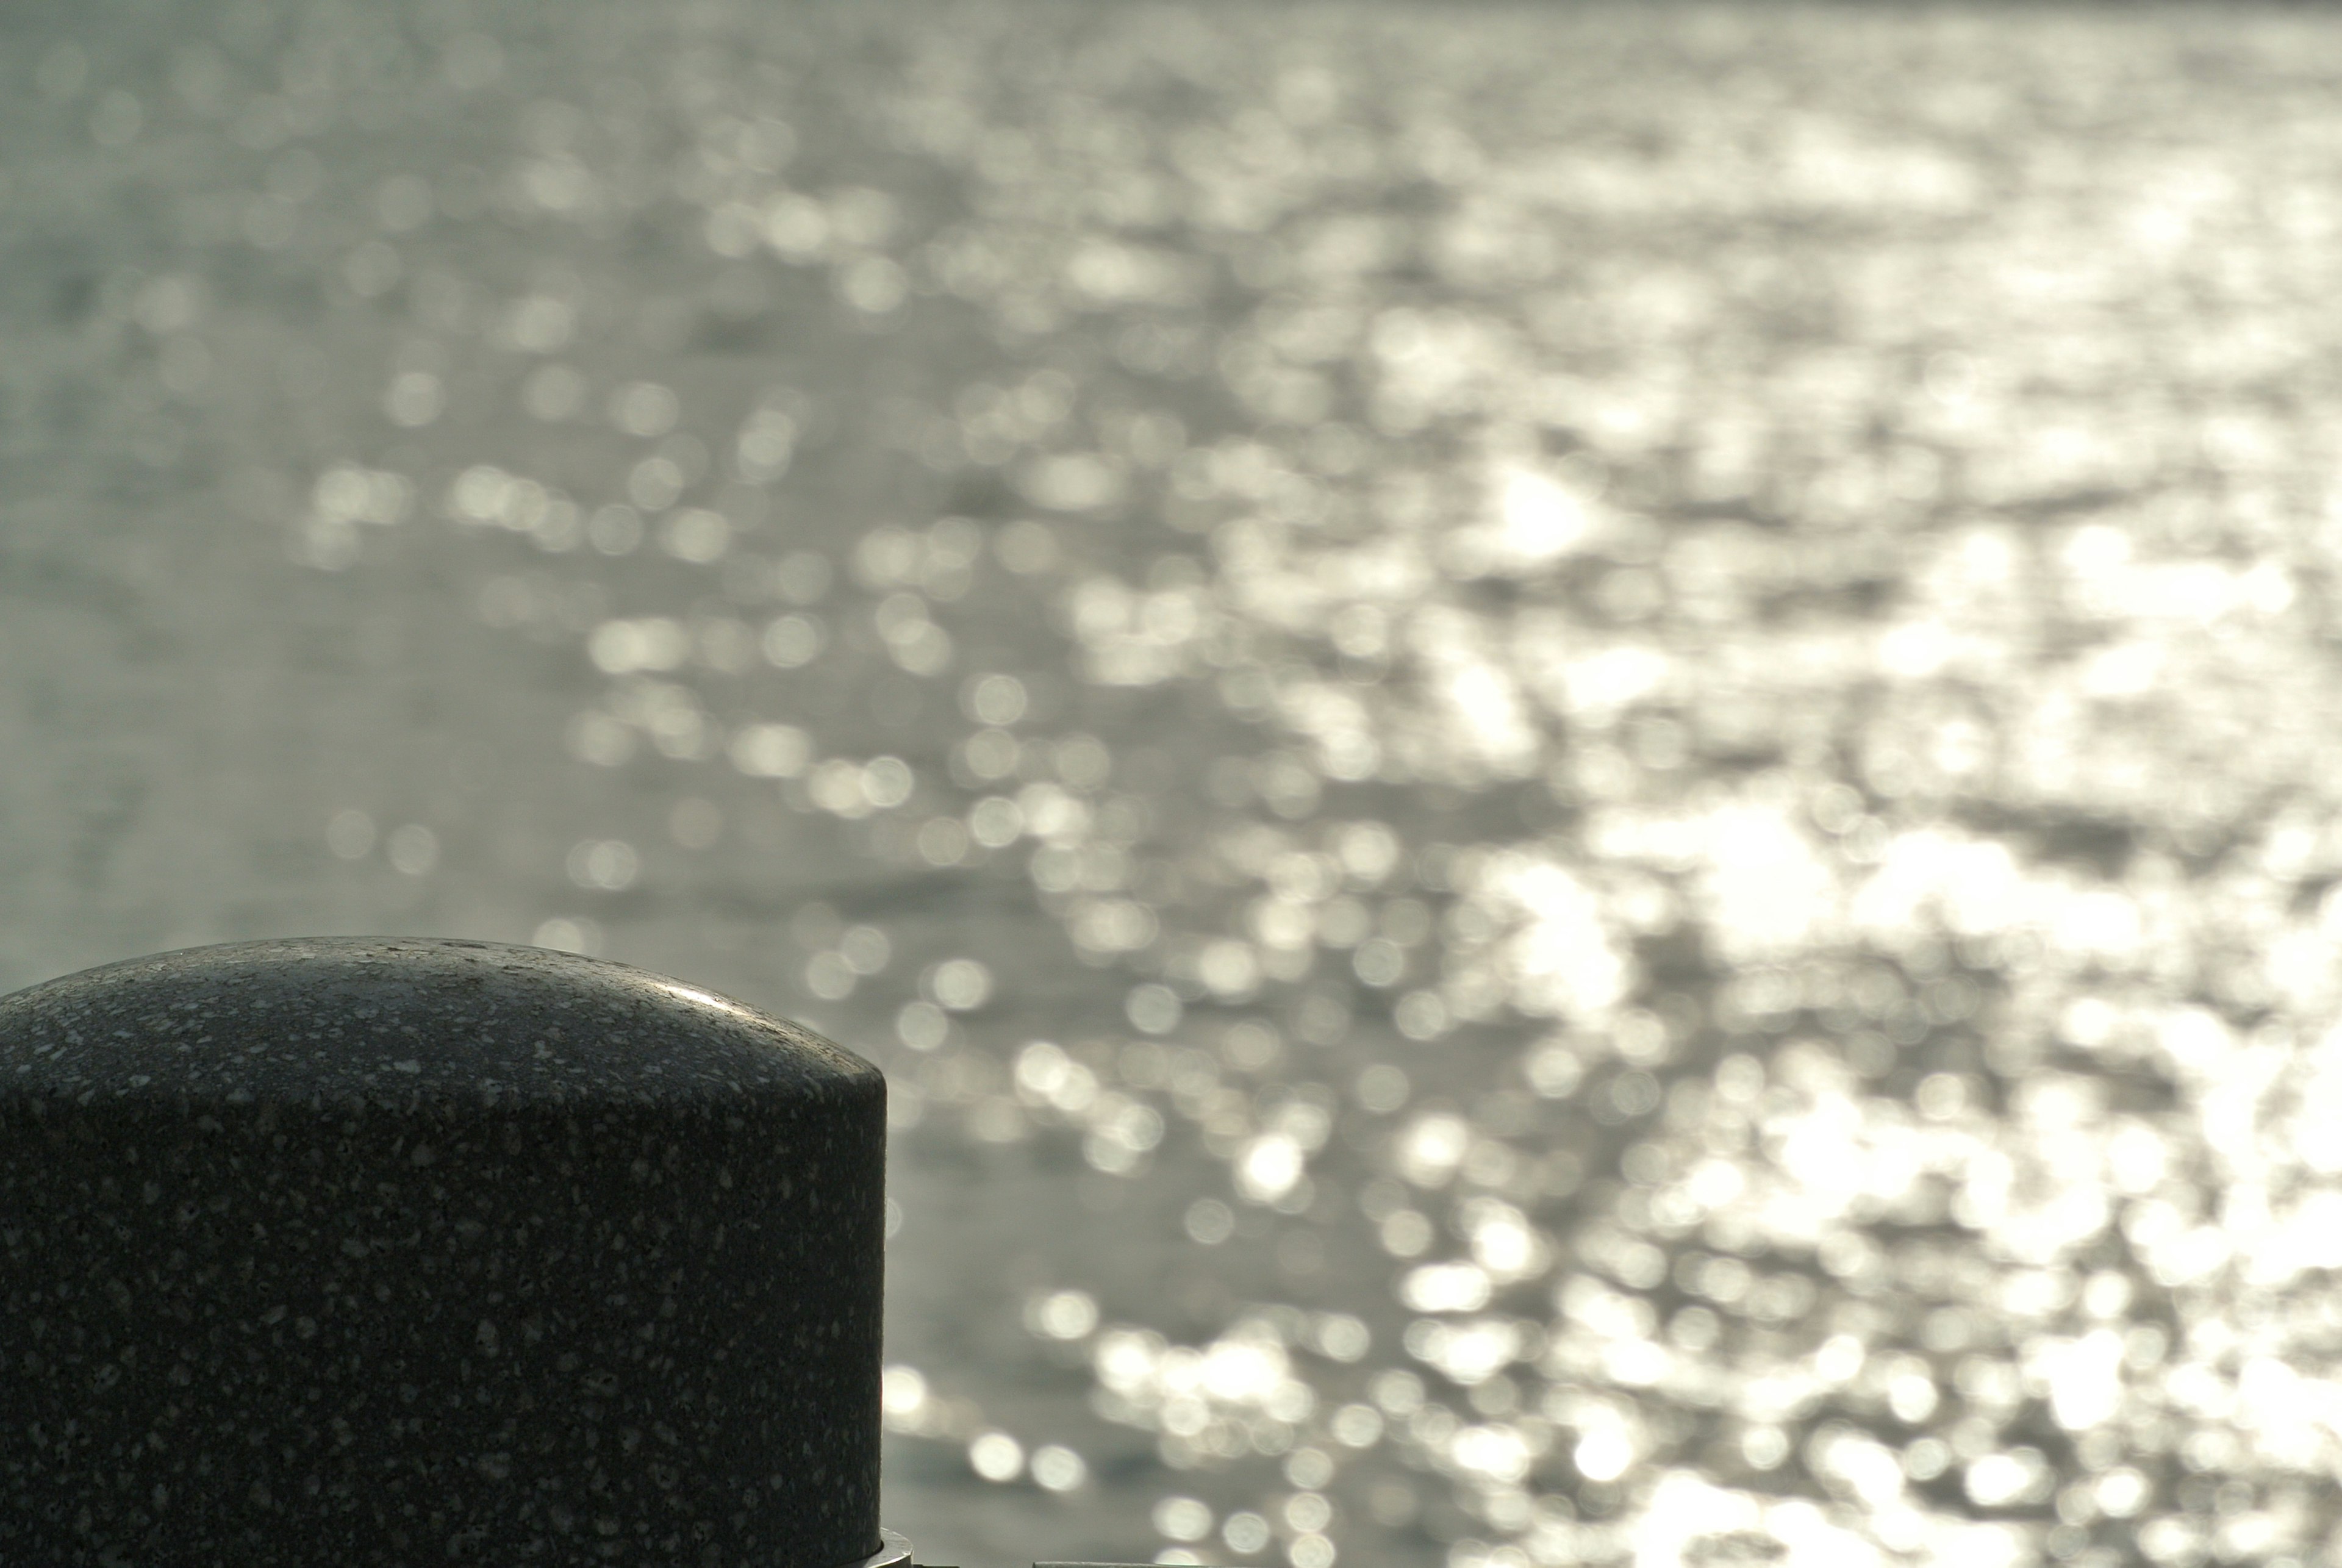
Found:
7,2 -> 2342,1565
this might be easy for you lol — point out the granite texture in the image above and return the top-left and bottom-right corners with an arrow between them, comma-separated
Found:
0,937 -> 887,1568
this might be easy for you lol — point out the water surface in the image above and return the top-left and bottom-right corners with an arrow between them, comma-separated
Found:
7,5 -> 2341,1566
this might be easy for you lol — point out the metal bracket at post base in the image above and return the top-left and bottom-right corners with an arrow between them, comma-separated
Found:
850,1531 -> 917,1568
902,1534 -> 1143,1568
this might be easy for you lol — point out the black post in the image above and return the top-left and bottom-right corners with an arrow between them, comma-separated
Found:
0,937 -> 902,1568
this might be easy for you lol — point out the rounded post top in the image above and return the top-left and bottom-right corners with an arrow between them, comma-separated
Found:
0,936 -> 881,1109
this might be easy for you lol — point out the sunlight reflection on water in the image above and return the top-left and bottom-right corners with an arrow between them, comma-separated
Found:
10,4 -> 2342,1566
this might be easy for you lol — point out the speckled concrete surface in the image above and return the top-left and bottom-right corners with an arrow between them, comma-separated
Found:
0,937 -> 886,1567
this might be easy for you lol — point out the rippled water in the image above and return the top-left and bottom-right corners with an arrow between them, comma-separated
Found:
10,4 -> 2342,1566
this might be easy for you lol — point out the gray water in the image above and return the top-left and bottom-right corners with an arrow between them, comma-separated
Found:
8,4 -> 2341,1566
